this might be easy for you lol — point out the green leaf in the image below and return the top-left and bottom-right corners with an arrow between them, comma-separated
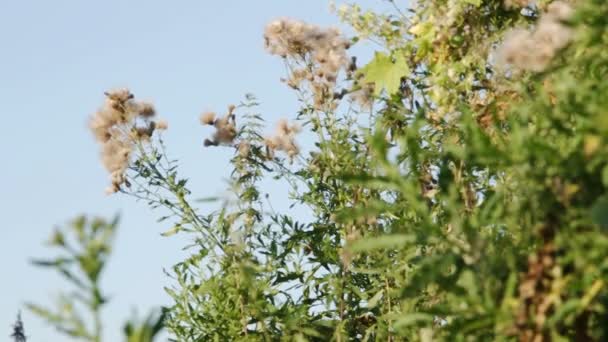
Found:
601,165 -> 608,187
124,309 -> 166,342
393,313 -> 434,330
461,0 -> 482,6
548,299 -> 580,327
590,194 -> 608,229
195,196 -> 220,203
161,225 -> 181,237
349,234 -> 416,252
359,52 -> 409,96
367,289 -> 384,308
30,257 -> 72,268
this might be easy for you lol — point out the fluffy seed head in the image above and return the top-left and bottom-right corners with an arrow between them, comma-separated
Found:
265,119 -> 300,159
497,1 -> 574,72
137,102 -> 156,117
238,142 -> 250,158
89,89 -> 164,193
201,109 -> 237,147
200,111 -> 217,125
156,119 -> 168,130
264,18 -> 351,110
104,88 -> 133,103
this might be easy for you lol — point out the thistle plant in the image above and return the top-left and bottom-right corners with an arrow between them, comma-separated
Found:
29,0 -> 608,340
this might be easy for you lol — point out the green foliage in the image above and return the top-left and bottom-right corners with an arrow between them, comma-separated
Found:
358,51 -> 409,96
123,310 -> 166,342
29,215 -> 165,342
28,215 -> 118,342
31,0 -> 608,341
114,0 -> 608,340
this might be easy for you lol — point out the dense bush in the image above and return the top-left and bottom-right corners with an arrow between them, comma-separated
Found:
29,0 -> 608,341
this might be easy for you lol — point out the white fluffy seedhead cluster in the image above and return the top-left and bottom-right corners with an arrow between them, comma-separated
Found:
200,105 -> 237,147
503,0 -> 535,9
264,119 -> 301,159
264,18 -> 352,110
498,1 -> 574,72
89,88 -> 167,194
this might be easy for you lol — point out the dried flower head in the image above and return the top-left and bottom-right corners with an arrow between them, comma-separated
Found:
104,88 -> 133,102
546,1 -> 574,21
497,1 -> 574,72
213,115 -> 237,144
134,120 -> 161,141
200,111 -> 217,125
227,104 -> 236,114
137,101 -> 156,117
264,18 -> 351,110
265,119 -> 300,158
201,109 -> 237,147
238,141 -> 251,158
89,89 -> 165,193
156,119 -> 168,130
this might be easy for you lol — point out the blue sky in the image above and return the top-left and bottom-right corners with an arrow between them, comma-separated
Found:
0,1 -> 389,340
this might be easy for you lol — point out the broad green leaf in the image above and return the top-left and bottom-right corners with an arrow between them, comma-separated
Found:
359,52 -> 409,96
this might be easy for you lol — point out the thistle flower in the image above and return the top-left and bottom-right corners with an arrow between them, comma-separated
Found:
201,110 -> 237,147
238,142 -> 250,158
497,1 -> 574,72
156,119 -> 168,130
547,1 -> 574,21
89,89 -> 166,193
134,121 -> 158,140
265,119 -> 300,158
137,101 -> 156,117
227,104 -> 236,114
213,115 -> 237,145
103,88 -> 133,102
100,138 -> 131,191
200,111 -> 216,125
264,18 -> 351,110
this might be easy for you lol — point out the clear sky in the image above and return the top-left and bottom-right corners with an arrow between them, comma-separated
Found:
0,1 -> 388,340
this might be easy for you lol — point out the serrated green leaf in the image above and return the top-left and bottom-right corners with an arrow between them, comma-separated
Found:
359,52 -> 409,96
